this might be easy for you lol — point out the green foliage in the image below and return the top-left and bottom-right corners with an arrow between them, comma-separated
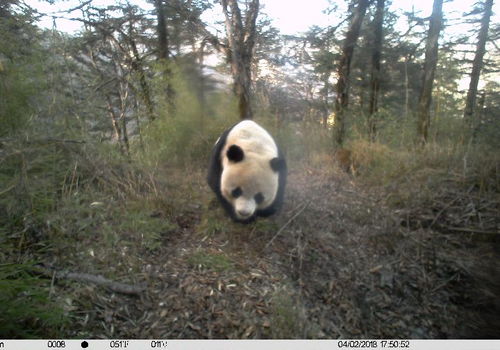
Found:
0,263 -> 67,338
140,62 -> 238,167
0,10 -> 81,139
0,17 -> 46,136
0,136 -> 162,336
251,217 -> 279,233
0,137 -> 89,337
198,211 -> 230,236
257,115 -> 333,166
115,205 -> 177,252
0,7 -> 91,335
0,63 -> 37,135
0,140 -> 80,242
475,81 -> 500,148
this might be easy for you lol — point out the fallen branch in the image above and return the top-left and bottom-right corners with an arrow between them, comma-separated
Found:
35,266 -> 145,295
265,201 -> 311,249
442,226 -> 499,235
429,196 -> 461,228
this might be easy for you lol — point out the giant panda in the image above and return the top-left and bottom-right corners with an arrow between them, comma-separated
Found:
207,120 -> 287,223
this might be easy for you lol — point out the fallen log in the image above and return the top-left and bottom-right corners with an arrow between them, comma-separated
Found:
34,265 -> 145,295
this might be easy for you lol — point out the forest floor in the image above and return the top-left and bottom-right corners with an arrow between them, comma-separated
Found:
34,159 -> 500,339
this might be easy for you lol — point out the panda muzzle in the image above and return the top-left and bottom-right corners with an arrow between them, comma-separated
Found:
234,199 -> 256,219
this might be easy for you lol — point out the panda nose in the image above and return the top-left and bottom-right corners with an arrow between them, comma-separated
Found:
237,209 -> 252,218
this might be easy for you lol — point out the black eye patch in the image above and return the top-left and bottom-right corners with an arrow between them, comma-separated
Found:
254,192 -> 264,204
227,145 -> 244,162
231,187 -> 242,198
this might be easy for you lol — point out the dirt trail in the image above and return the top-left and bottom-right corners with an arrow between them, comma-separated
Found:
71,168 -> 500,339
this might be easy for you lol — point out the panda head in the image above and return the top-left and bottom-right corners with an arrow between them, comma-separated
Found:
221,144 -> 285,221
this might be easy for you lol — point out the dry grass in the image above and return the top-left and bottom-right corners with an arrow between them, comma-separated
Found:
347,141 -> 500,238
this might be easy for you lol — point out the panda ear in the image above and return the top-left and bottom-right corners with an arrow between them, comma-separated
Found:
270,157 -> 285,172
227,145 -> 244,162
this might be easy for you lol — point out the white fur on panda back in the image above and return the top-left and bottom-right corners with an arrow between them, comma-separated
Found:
223,120 -> 278,161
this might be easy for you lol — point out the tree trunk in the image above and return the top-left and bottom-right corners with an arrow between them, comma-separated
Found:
368,0 -> 385,142
128,23 -> 155,122
471,90 -> 487,141
322,76 -> 331,129
404,56 -> 410,118
221,0 -> 259,120
416,0 -> 443,145
463,0 -> 493,139
198,40 -> 207,125
154,0 -> 175,114
106,96 -> 122,144
333,0 -> 370,146
155,0 -> 169,61
119,81 -> 130,157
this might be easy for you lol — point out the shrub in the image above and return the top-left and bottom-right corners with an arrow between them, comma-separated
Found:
139,63 -> 238,168
0,263 -> 67,338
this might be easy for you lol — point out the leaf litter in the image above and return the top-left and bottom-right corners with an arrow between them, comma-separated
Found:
60,167 -> 499,338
